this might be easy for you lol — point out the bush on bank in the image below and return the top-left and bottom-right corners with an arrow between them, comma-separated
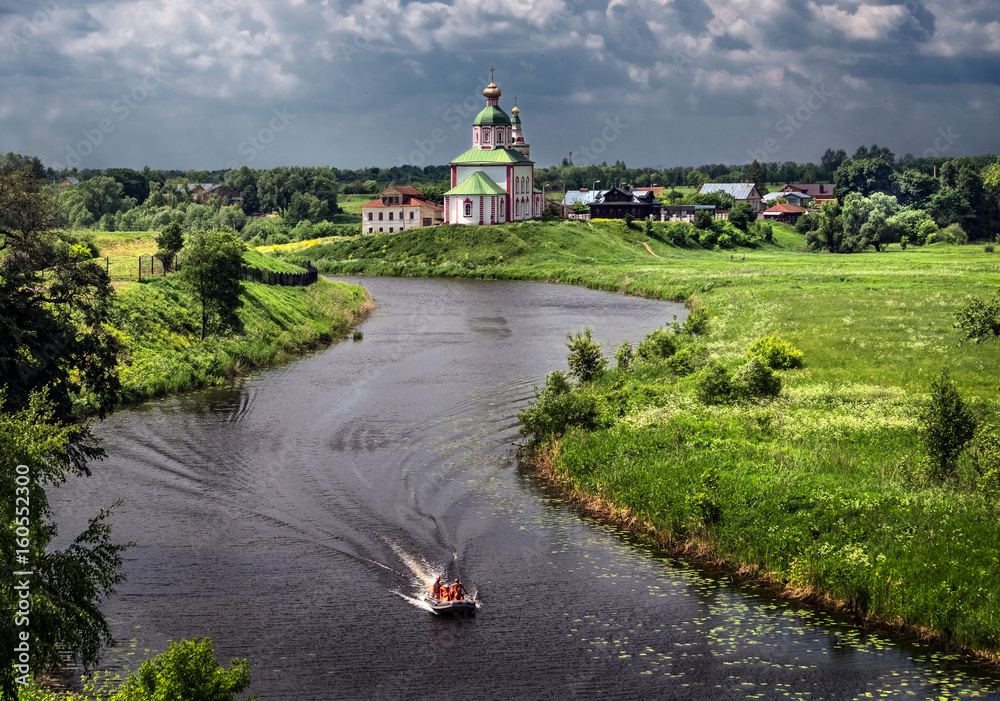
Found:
519,320 -> 1000,657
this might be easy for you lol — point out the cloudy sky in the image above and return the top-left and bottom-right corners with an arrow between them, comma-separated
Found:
2,0 -> 998,171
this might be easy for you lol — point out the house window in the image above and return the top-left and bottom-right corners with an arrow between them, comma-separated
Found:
378,212 -> 383,220
368,213 -> 373,220
389,212 -> 393,220
464,202 -> 472,217
409,211 -> 414,219
379,227 -> 383,232
389,227 -> 393,233
423,218 -> 431,226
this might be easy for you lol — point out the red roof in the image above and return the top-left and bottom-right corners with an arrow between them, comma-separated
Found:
763,203 -> 809,214
361,197 -> 442,211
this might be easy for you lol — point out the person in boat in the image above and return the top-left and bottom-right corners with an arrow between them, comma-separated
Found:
431,576 -> 441,600
452,578 -> 466,601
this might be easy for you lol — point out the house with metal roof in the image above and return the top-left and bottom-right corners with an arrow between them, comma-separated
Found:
699,183 -> 765,212
443,70 -> 541,225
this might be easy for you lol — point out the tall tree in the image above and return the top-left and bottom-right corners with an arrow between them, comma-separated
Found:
820,148 -> 847,180
1,170 -> 128,696
0,169 -> 120,421
103,167 -> 150,205
179,230 -> 245,340
833,158 -> 895,201
224,165 -> 260,214
895,170 -> 940,209
747,159 -> 767,196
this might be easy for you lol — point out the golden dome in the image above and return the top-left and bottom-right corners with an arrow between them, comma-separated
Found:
483,81 -> 501,99
511,104 -> 520,115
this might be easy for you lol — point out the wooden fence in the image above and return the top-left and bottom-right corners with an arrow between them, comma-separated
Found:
104,255 -> 318,287
240,260 -> 318,286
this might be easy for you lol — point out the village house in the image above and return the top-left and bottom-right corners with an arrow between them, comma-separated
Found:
588,186 -> 663,220
186,183 -> 242,206
661,204 -> 725,222
762,202 -> 809,224
362,184 -> 444,234
699,183 -> 765,212
785,183 -> 837,206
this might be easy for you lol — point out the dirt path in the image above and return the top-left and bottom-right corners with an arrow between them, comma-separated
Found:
641,241 -> 660,257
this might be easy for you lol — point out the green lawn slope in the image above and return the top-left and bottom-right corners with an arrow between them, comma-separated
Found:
110,275 -> 371,404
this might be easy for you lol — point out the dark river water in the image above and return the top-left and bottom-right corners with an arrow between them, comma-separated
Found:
52,277 -> 999,700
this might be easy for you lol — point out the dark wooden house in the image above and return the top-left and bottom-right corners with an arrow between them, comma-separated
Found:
588,186 -> 663,220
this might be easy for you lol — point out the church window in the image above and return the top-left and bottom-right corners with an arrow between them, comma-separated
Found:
484,129 -> 490,143
464,202 -> 472,217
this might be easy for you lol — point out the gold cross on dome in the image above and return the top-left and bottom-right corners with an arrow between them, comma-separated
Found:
490,66 -> 495,83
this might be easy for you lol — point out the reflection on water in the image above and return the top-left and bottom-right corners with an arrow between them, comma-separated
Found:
50,278 -> 999,700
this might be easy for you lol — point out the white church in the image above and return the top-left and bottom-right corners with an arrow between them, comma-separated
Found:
444,71 -> 542,225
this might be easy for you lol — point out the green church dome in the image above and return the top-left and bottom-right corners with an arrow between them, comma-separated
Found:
473,105 -> 511,127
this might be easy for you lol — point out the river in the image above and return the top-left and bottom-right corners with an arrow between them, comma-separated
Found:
52,277 -> 1000,700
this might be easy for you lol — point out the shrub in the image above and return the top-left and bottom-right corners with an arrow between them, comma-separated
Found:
636,326 -> 678,362
746,335 -> 804,369
665,345 -> 701,377
985,243 -> 995,253
681,307 -> 710,335
967,426 -> 1000,500
113,638 -> 253,701
941,223 -> 968,245
918,368 -> 977,482
686,466 -> 722,525
731,356 -> 782,401
517,371 -> 600,439
695,360 -> 733,404
615,340 -> 633,370
566,327 -> 607,382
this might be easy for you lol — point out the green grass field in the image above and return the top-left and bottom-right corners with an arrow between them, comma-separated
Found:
263,218 -> 1000,657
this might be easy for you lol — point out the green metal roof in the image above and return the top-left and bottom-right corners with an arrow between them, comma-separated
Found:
451,147 -> 533,165
473,105 -> 511,126
445,171 -> 508,196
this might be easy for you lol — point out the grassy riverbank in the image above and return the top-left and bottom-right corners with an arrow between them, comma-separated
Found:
269,220 -> 1000,658
109,273 -> 371,404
